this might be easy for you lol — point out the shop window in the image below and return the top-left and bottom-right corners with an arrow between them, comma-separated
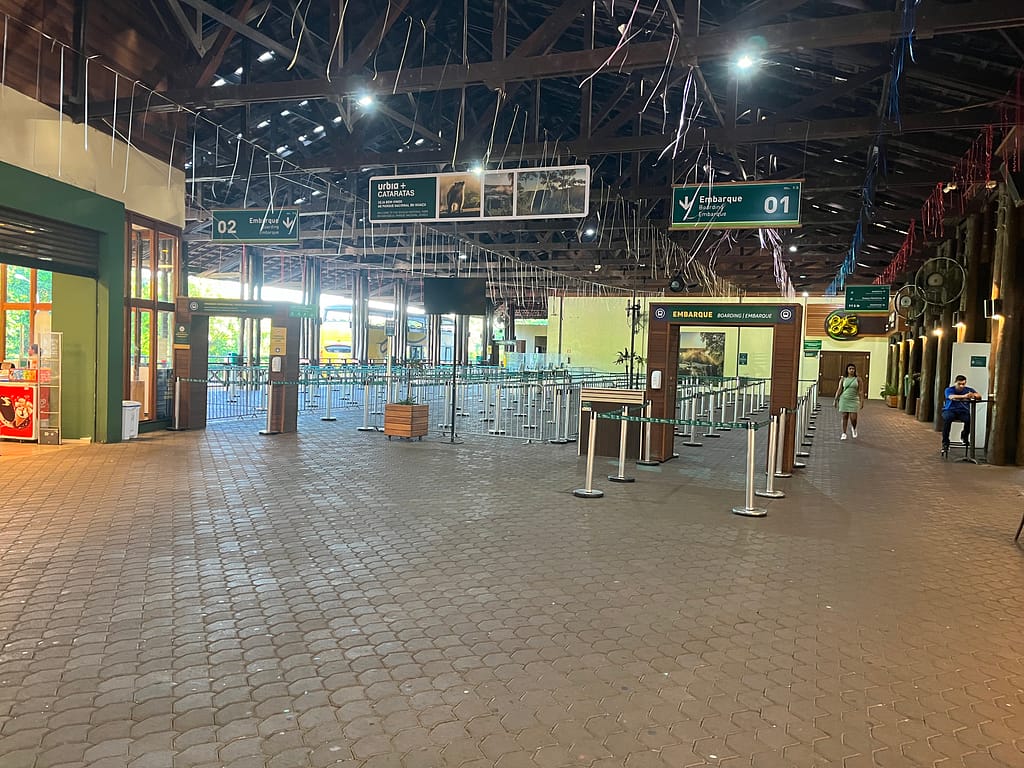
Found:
124,214 -> 180,423
0,266 -> 52,366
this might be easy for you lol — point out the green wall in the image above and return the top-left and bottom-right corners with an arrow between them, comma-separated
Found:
51,274 -> 98,440
0,160 -> 125,442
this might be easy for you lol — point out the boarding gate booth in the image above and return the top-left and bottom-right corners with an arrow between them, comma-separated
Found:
645,303 -> 803,471
172,297 -> 316,432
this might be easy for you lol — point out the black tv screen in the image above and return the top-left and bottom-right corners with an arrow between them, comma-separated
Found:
422,278 -> 489,316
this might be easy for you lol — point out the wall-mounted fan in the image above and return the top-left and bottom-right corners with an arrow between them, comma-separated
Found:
915,257 -> 966,307
893,284 -> 927,321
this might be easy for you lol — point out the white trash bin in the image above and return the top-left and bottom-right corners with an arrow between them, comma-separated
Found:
122,400 -> 141,439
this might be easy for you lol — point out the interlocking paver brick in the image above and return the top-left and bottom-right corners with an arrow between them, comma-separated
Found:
1,404 -> 1023,767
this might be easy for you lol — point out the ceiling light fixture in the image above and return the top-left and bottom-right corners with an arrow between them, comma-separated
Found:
357,94 -> 375,107
788,245 -> 798,253
258,51 -> 275,62
736,54 -> 756,70
212,77 -> 227,87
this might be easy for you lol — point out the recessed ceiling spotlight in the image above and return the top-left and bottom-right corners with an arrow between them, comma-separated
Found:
788,245 -> 798,253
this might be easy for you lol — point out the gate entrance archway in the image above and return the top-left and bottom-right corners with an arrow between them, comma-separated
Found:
646,303 -> 803,471
173,297 -> 316,432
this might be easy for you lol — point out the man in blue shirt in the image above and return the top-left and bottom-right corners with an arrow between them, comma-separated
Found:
941,374 -> 981,455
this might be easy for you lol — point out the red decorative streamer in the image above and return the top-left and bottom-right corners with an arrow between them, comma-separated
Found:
874,219 -> 916,285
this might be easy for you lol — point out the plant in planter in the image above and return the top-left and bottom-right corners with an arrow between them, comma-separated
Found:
383,397 -> 429,440
880,384 -> 899,407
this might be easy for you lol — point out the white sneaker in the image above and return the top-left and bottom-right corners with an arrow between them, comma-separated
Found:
840,433 -> 847,440
851,428 -> 858,438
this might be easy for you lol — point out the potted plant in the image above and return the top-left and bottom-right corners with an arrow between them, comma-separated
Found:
383,397 -> 429,440
880,384 -> 899,408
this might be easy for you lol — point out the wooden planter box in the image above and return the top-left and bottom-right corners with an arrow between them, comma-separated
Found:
885,395 -> 899,408
383,403 -> 429,440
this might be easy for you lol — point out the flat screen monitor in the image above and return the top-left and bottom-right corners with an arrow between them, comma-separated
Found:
422,278 -> 488,316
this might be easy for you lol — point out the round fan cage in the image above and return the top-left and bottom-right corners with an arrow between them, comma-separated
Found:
915,257 -> 966,306
894,285 -> 927,320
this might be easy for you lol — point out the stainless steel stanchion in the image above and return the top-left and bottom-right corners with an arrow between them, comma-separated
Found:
793,401 -> 808,468
608,407 -> 635,483
704,393 -> 721,438
759,380 -> 767,410
774,409 -> 793,478
167,377 -> 185,431
489,386 -> 507,435
573,409 -> 604,498
549,387 -> 569,444
637,402 -> 659,466
732,424 -> 767,517
756,415 -> 785,499
357,381 -> 376,431
801,394 -> 814,446
259,382 -> 279,435
682,394 -> 702,447
718,388 -> 732,431
321,379 -> 336,421
563,387 -> 576,442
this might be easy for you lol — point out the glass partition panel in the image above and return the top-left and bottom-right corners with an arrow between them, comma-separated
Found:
156,310 -> 174,420
157,234 -> 176,303
131,226 -> 154,300
36,270 -> 52,303
6,266 -> 31,303
4,309 -> 30,361
129,308 -> 153,419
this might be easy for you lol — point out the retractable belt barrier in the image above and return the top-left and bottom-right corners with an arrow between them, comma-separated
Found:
574,405 -> 774,517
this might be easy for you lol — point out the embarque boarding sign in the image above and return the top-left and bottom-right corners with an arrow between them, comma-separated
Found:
211,208 -> 301,243
671,181 -> 802,230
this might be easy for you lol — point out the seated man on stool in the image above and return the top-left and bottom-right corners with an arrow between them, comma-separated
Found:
942,374 -> 981,456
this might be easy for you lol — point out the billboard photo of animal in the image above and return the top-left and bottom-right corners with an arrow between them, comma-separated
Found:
438,174 -> 481,218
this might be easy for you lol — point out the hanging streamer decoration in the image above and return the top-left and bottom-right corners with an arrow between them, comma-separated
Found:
827,0 -> 919,294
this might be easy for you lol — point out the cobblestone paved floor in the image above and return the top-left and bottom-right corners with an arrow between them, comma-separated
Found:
1,401 -> 1023,768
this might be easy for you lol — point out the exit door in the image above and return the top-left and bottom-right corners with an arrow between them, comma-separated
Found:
819,351 -> 870,401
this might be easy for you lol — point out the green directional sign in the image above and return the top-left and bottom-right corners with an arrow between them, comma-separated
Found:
370,176 -> 438,222
845,284 -> 890,312
651,304 -> 798,325
671,180 -> 802,230
211,208 -> 301,243
803,339 -> 822,351
186,298 -> 318,318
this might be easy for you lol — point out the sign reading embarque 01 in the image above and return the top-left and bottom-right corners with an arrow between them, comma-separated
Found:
671,180 -> 802,230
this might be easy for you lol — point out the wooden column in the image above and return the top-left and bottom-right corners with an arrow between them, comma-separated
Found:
918,315 -> 938,423
897,337 -> 909,408
990,191 -> 1023,465
962,213 -> 983,341
934,305 -> 954,431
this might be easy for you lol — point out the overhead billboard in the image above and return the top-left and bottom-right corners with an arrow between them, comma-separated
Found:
369,165 -> 590,224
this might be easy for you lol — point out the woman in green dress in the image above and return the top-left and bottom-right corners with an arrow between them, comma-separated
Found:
834,363 -> 864,439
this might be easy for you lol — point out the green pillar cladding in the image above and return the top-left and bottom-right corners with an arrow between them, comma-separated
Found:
52,274 -> 97,440
0,160 -> 125,443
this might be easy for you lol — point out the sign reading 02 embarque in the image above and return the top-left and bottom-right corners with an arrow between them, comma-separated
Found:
650,304 -> 797,325
671,180 -> 802,230
211,208 -> 301,244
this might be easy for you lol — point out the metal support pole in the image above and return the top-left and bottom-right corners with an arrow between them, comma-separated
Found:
609,406 -> 635,482
732,424 -> 767,517
774,409 -> 793,478
573,409 -> 604,498
638,402 -> 659,466
563,386 -> 575,442
167,377 -> 185,431
357,381 -> 376,431
719,387 -> 731,430
756,415 -> 785,499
